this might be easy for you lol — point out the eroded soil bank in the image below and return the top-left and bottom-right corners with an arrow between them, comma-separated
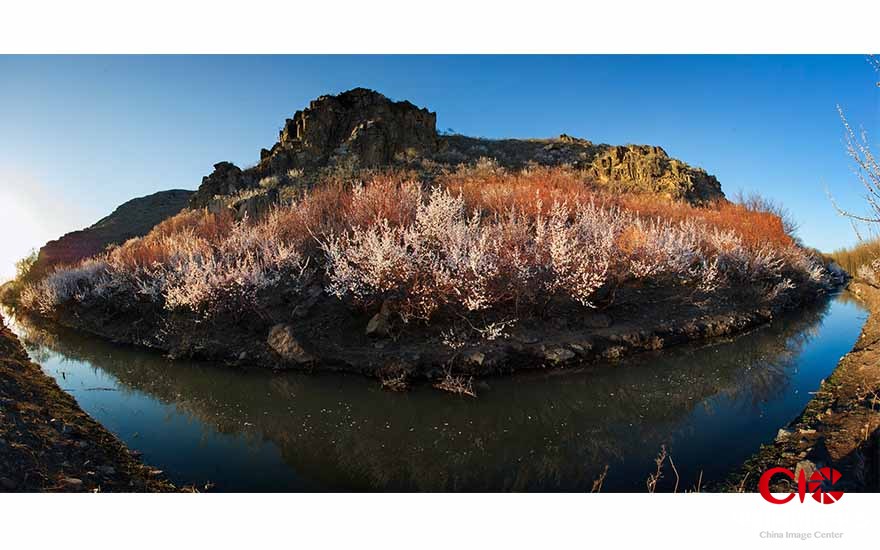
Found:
0,318 -> 174,492
725,281 -> 880,493
31,281 -> 842,390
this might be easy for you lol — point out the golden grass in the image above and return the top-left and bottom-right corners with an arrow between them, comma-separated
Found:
830,237 -> 880,275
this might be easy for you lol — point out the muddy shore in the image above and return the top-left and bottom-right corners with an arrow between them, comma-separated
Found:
0,317 -> 174,492
724,281 -> 880,493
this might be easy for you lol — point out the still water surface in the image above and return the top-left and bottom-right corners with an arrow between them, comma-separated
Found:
3,293 -> 867,491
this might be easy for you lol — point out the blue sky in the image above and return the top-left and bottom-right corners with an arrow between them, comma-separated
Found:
0,55 -> 878,280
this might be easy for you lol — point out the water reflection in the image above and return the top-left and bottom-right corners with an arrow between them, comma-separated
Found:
2,294 -> 867,492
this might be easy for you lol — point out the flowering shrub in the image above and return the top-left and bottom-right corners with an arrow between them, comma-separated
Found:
857,259 -> 880,287
22,210 -> 310,317
321,184 -> 825,318
21,167 -> 829,323
323,189 -> 506,319
21,258 -> 110,314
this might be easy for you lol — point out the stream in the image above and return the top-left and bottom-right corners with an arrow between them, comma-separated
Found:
2,292 -> 867,491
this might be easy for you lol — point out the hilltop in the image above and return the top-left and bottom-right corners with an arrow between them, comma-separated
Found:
190,88 -> 724,212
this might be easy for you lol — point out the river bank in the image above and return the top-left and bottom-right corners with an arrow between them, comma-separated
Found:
0,317 -> 174,492
6,288 -> 862,491
724,281 -> 880,493
25,279 -> 843,392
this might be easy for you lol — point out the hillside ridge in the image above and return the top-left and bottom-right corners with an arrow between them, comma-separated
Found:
30,189 -> 193,277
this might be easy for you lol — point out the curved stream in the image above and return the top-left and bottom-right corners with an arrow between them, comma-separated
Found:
2,292 -> 868,491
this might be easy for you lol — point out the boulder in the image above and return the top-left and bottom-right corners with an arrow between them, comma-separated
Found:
234,188 -> 279,220
794,460 -> 818,481
267,324 -> 314,364
365,301 -> 393,338
190,162 -> 248,208
776,428 -> 792,443
365,313 -> 390,338
544,347 -> 576,364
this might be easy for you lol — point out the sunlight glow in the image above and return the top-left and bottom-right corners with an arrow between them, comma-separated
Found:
0,173 -> 83,284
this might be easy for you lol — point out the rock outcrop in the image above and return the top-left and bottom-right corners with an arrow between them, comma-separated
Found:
190,88 -> 439,207
588,145 -> 723,204
31,189 -> 193,277
276,87 -> 438,165
193,162 -> 245,208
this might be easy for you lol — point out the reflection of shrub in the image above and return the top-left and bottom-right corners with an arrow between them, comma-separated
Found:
433,371 -> 476,397
20,167 -> 827,323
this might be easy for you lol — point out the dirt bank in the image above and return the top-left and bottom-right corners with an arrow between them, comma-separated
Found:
26,280 -> 841,392
0,317 -> 174,492
724,281 -> 880,493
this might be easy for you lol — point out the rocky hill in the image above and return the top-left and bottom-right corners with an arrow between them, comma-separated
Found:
30,189 -> 193,278
190,87 -> 724,209
25,89 -> 724,280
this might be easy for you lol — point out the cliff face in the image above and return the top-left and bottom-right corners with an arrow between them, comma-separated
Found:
31,189 -> 193,277
190,88 -> 725,209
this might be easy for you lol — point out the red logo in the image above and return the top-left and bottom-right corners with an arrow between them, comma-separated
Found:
759,467 -> 844,504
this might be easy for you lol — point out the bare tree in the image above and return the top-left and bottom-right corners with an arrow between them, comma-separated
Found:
830,56 -> 880,225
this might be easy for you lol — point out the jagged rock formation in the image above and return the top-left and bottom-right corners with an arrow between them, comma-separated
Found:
275,87 -> 438,166
31,190 -> 193,277
190,88 -> 439,207
190,87 -> 724,209
588,145 -> 722,203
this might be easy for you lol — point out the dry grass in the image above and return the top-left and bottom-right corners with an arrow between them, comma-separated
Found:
443,162 -> 795,249
830,237 -> 880,278
441,162 -> 597,217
